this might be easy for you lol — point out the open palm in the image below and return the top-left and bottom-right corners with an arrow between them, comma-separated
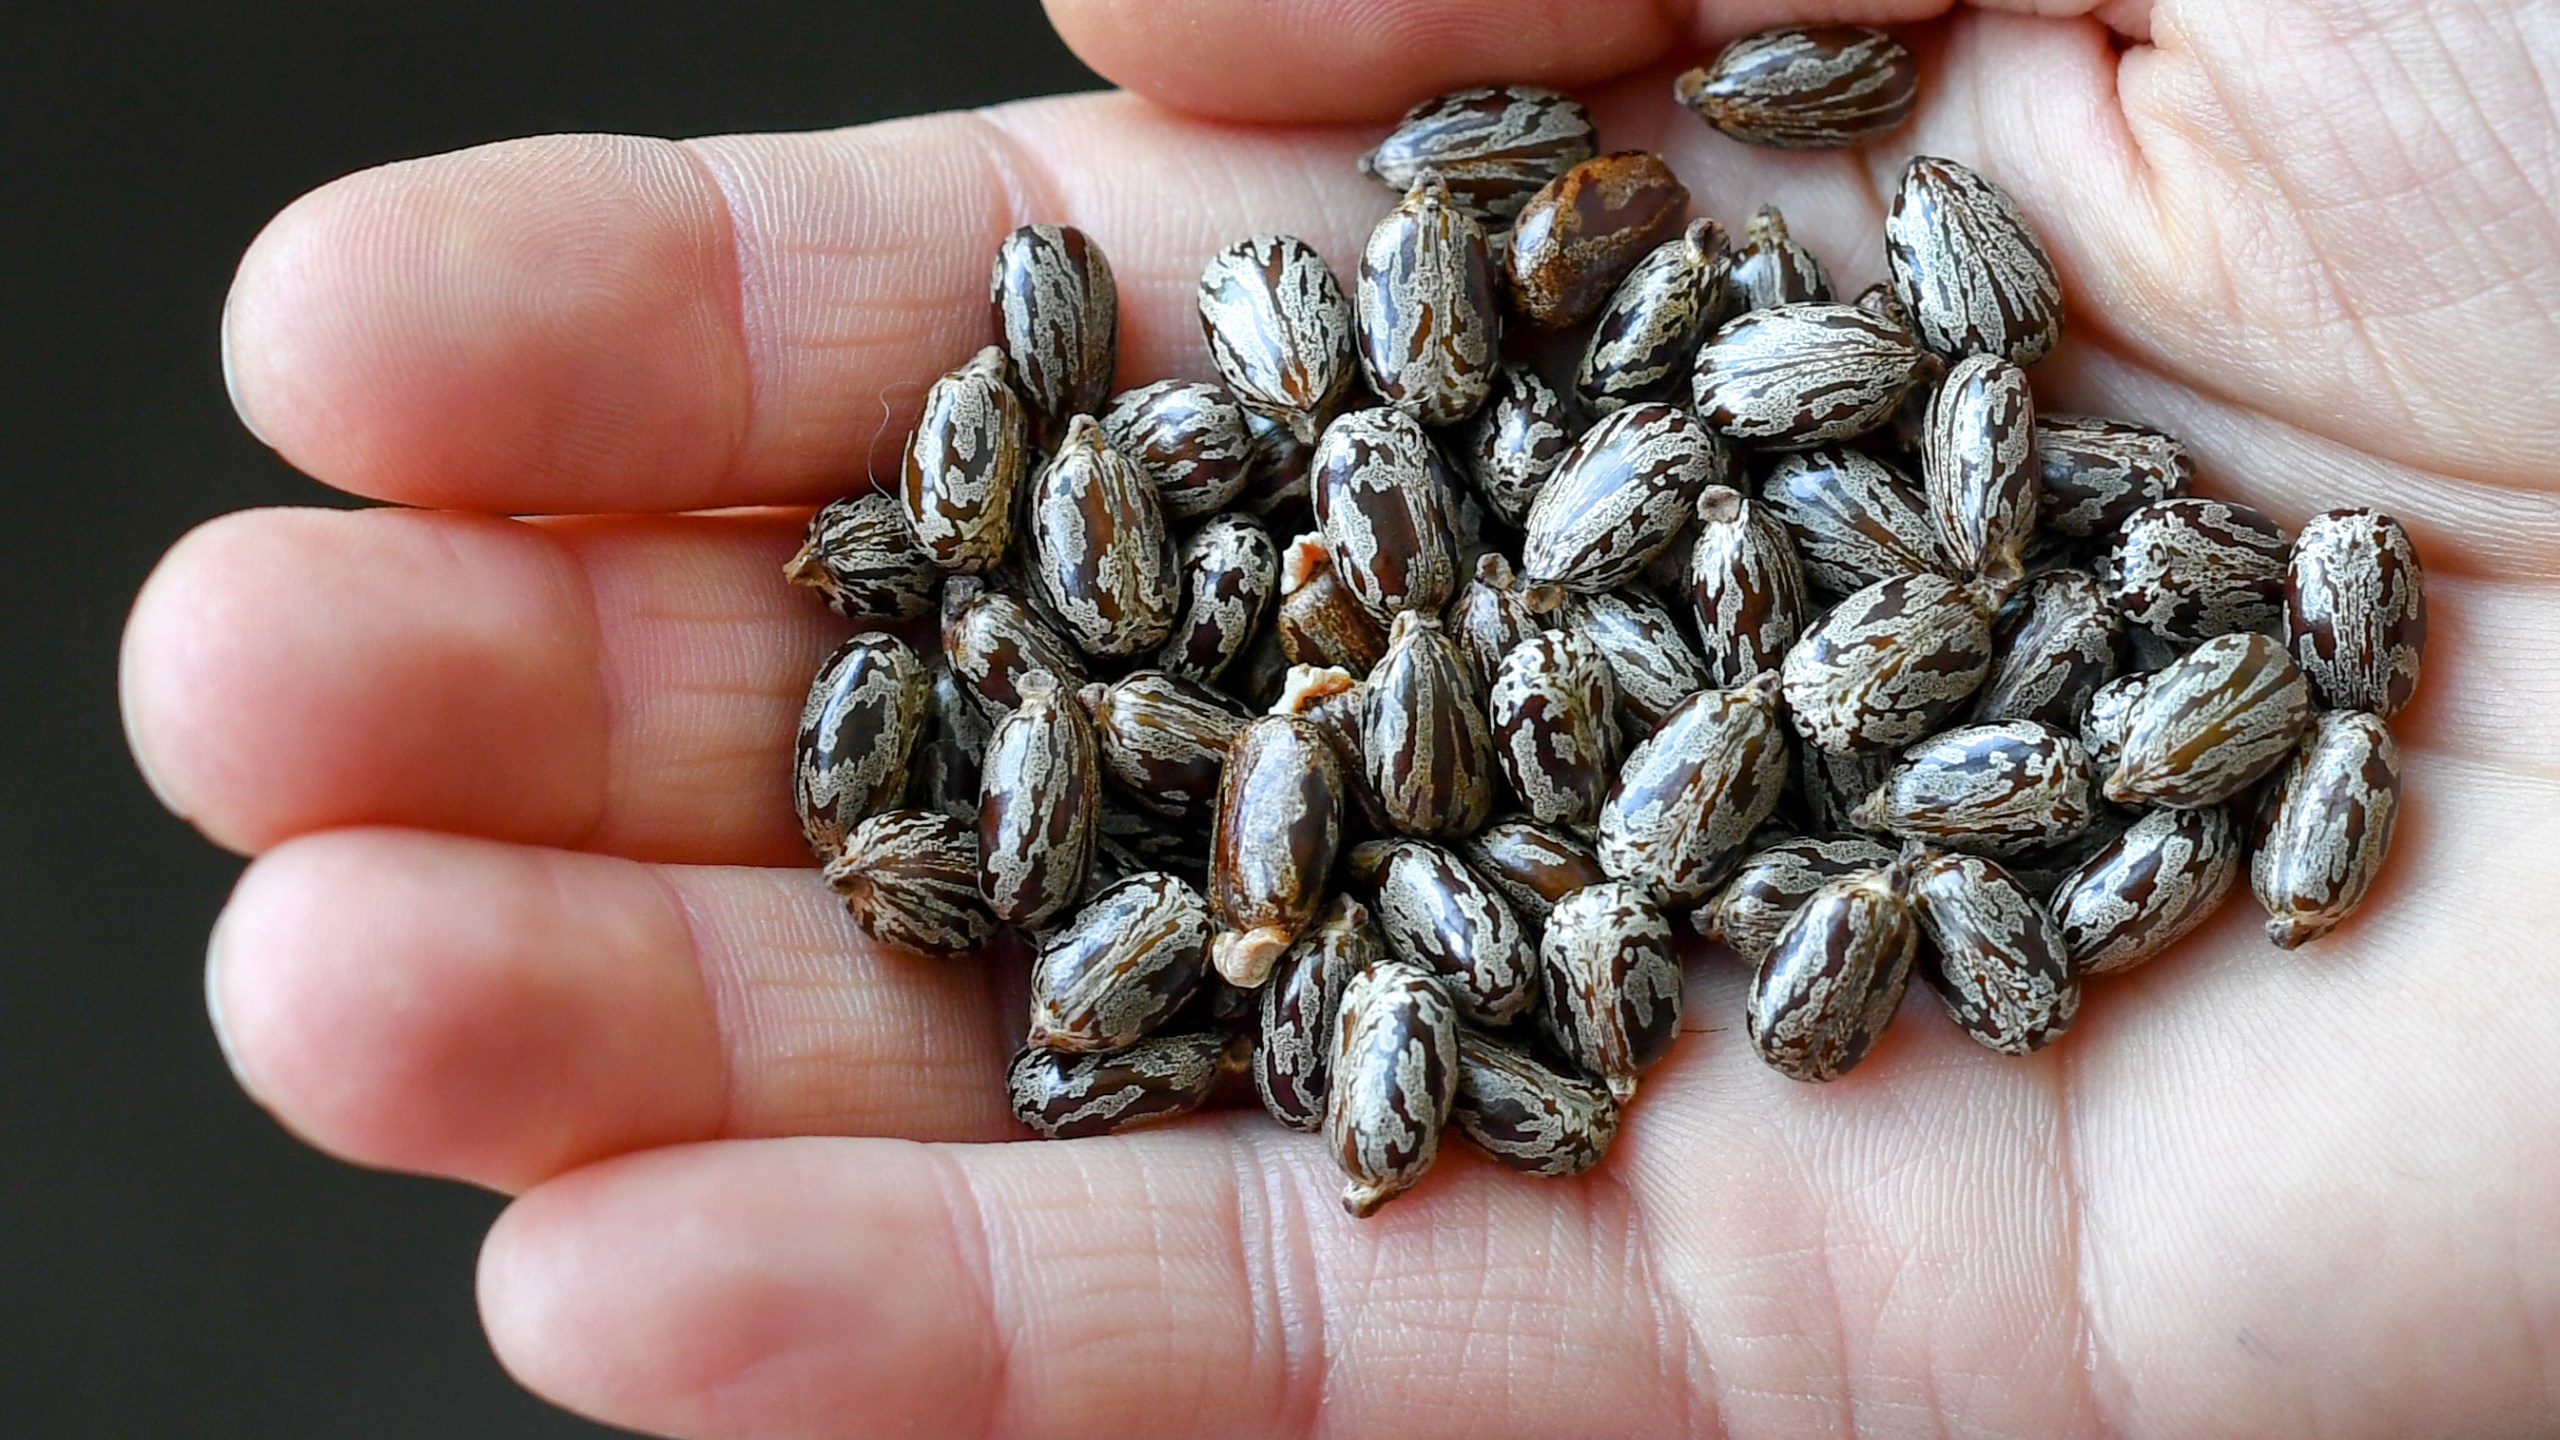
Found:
121,0 -> 2560,1434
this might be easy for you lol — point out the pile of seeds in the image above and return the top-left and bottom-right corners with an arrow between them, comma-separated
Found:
788,26 -> 2426,1218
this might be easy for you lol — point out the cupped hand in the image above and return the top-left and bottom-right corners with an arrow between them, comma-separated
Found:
120,1 -> 2560,1435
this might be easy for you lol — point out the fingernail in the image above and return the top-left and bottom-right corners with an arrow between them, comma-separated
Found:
204,903 -> 256,1096
220,294 -> 276,450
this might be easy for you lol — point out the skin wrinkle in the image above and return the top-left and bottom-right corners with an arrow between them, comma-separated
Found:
919,1146 -> 1012,1440
642,864 -> 744,1167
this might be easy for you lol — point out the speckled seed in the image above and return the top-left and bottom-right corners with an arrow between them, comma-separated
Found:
1674,25 -> 1920,149
2286,509 -> 2427,718
1026,872 -> 1212,1052
1538,880 -> 1681,1099
977,671 -> 1101,930
2101,498 -> 2290,644
905,661 -> 994,823
1703,834 -> 1898,964
1009,1029 -> 1247,1139
1278,533 -> 1390,676
1350,838 -> 1539,1025
1559,588 -> 1712,740
1237,407 -> 1318,516
2051,804 -> 2240,975
1326,960 -> 1461,1217
794,633 -> 930,860
1099,380 -> 1254,521
1457,816 -> 1608,936
1506,151 -> 1691,329
1490,628 -> 1620,827
2078,671 -> 2151,779
1026,417 -> 1180,658
1758,447 -> 1951,596
1358,174 -> 1502,426
1726,205 -> 1836,312
1884,156 -> 2064,367
940,577 -> 1090,722
1452,1029 -> 1620,1176
823,809 -> 997,957
1974,570 -> 2122,729
898,346 -> 1030,573
1747,862 -> 1917,1082
1693,302 -> 1930,449
1256,893 -> 1381,1131
1082,671 -> 1247,825
2250,709 -> 2402,949
1577,219 -> 1734,415
991,224 -> 1118,450
1453,361 -> 1576,527
1854,721 -> 2097,856
1597,672 -> 1793,905
1312,407 -> 1462,623
1922,353 -> 2038,587
1781,572 -> 1998,752
1364,611 -> 1498,838
2108,632 -> 2315,808
1520,403 -> 1728,606
1155,512 -> 1279,684
784,491 -> 940,620
1446,552 -> 1543,696
1209,713 -> 1346,985
1906,847 -> 2077,1055
1199,234 -> 1357,444
1361,85 -> 1598,228
1690,486 -> 1812,687
2035,415 -> 2194,537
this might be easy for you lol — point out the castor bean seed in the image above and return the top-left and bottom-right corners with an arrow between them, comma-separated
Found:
1082,670 -> 1247,824
1025,416 -> 1180,658
977,670 -> 1101,929
2107,632 -> 2314,808
1781,572 -> 1999,752
1457,815 -> 1609,937
991,224 -> 1118,450
1520,402 -> 1728,607
1537,879 -> 1682,1100
2051,803 -> 2240,975
1576,218 -> 1734,415
899,345 -> 1029,573
1359,173 -> 1502,426
2035,415 -> 2193,537
1974,569 -> 2122,730
1099,379 -> 1254,521
1027,872 -> 1211,1052
1673,26 -> 1920,150
1690,485 -> 1812,687
1505,151 -> 1691,329
1347,838 -> 1539,1026
1452,360 -> 1575,527
1446,551 -> 1543,696
1596,671 -> 1793,905
1312,406 -> 1463,623
1558,587 -> 1711,740
1452,1029 -> 1621,1177
1758,446 -> 1951,596
2078,670 -> 2151,779
2250,709 -> 2402,949
1256,893 -> 1382,1132
1906,846 -> 2078,1055
1922,352 -> 2038,587
1490,627 -> 1620,827
783,491 -> 939,620
823,808 -> 997,958
794,632 -> 929,860
1361,85 -> 1598,228
1199,234 -> 1357,443
1726,204 -> 1835,311
1747,861 -> 1918,1082
1278,532 -> 1391,676
1209,713 -> 1346,985
940,576 -> 1089,722
1703,834 -> 1899,965
2286,508 -> 2427,718
1692,302 -> 1931,449
1009,1029 -> 1248,1140
1363,611 -> 1498,838
1155,511 -> 1279,684
1884,155 -> 2064,366
1852,720 -> 2098,855
1327,960 -> 1461,1217
2101,497 -> 2290,644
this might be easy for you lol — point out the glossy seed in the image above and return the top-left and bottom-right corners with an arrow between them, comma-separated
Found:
2077,671 -> 2151,779
1256,894 -> 1382,1131
991,224 -> 1118,450
1747,861 -> 1917,1082
1452,1029 -> 1621,1177
1673,26 -> 1920,150
1853,721 -> 2097,856
2250,709 -> 2403,949
1505,151 -> 1692,329
1537,880 -> 1682,1100
1490,628 -> 1620,827
823,809 -> 997,957
784,491 -> 940,620
1974,570 -> 2122,730
1453,360 -> 1576,527
1155,512 -> 1279,684
1558,587 -> 1712,740
1922,353 -> 2038,587
1757,446 -> 1951,595
1690,486 -> 1813,687
1457,816 -> 1609,937
1577,219 -> 1734,415
794,633 -> 930,860
1237,407 -> 1318,517
1692,302 -> 1930,449
1445,551 -> 1544,696
2101,497 -> 2290,644
1026,872 -> 1212,1052
1209,713 -> 1346,985
1781,572 -> 1998,752
1906,846 -> 2078,1055
1199,234 -> 1357,444
1099,379 -> 1254,521
898,346 -> 1030,573
1274,663 -> 1394,837
2286,508 -> 2428,718
905,661 -> 994,823
940,576 -> 1090,722
1361,85 -> 1599,229
1703,834 -> 1898,965
1726,205 -> 1836,312
1349,838 -> 1539,1026
1278,532 -> 1390,676
2051,804 -> 2240,975
1082,671 -> 1247,825
1009,1029 -> 1246,1139
1358,174 -> 1503,426
1025,416 -> 1180,658
1884,156 -> 2064,367
1596,672 -> 1793,905
1520,402 -> 1728,607
1326,960 -> 1461,1217
2107,632 -> 2314,808
977,671 -> 1101,930
1363,611 -> 1498,838
1312,407 -> 1462,623
2035,415 -> 2194,537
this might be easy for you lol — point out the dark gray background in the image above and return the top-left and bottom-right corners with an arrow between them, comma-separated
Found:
0,4 -> 1094,1434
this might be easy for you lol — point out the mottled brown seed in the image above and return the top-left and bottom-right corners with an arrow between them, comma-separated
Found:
2286,509 -> 2428,718
1884,156 -> 2064,366
1361,85 -> 1598,229
1446,551 -> 1544,696
1451,1029 -> 1620,1177
1781,572 -> 1998,752
2107,632 -> 2315,808
1026,872 -> 1212,1052
2036,415 -> 2194,538
1505,151 -> 1691,329
1452,360 -> 1575,528
1674,26 -> 1920,150
978,671 -> 1101,930
1209,713 -> 1346,985
1327,960 -> 1461,1217
1853,721 -> 2097,856
1726,205 -> 1836,312
905,661 -> 993,823
1596,672 -> 1792,905
1008,1029 -> 1246,1140
784,491 -> 940,620
1520,403 -> 1728,607
1278,532 -> 1390,676
1359,173 -> 1503,426
794,633 -> 929,860
1703,834 -> 1898,964
1922,353 -> 2038,587
1099,379 -> 1254,521
2101,498 -> 2291,644
2250,709 -> 2402,949
2051,804 -> 2240,975
1577,219 -> 1734,415
1906,847 -> 2078,1055
1457,816 -> 1609,937
1974,570 -> 2122,730
940,576 -> 1090,722
1349,838 -> 1539,1026
1363,611 -> 1498,838
1025,417 -> 1180,658
823,809 -> 997,958
1757,446 -> 1951,595
1489,628 -> 1620,827
1692,302 -> 1930,449
1237,407 -> 1318,517
2078,671 -> 2151,780
1312,407 -> 1462,622
1082,671 -> 1247,825
1747,862 -> 1917,1082
1199,234 -> 1357,443
1558,587 -> 1711,741
991,224 -> 1118,450
1537,880 -> 1682,1099
1689,486 -> 1812,688
1256,893 -> 1382,1132
899,346 -> 1030,573
1155,512 -> 1280,684
1274,663 -> 1395,837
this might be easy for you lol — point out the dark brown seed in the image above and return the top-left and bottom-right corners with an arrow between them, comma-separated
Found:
1596,672 -> 1793,905
1974,570 -> 2122,730
1692,302 -> 1931,449
1228,614 -> 1294,712
2286,509 -> 2427,718
1747,862 -> 1917,1082
1446,551 -> 1543,696
2250,709 -> 2402,949
794,633 -> 930,860
1275,664 -> 1395,837
823,809 -> 997,957
1452,360 -> 1576,527
1884,156 -> 2064,367
1758,446 -> 1951,596
1674,25 -> 1920,150
1083,671 -> 1247,825
1726,204 -> 1836,312
1577,219 -> 1734,415
1537,880 -> 1682,1098
1703,834 -> 1898,964
1237,406 -> 1318,516
1359,174 -> 1503,426
784,491 -> 940,620
1026,417 -> 1180,658
899,346 -> 1030,573
1853,721 -> 2097,856
2107,632 -> 2315,808
1155,512 -> 1279,685
905,661 -> 993,823
1312,407 -> 1462,623
1350,838 -> 1538,1025
1009,1029 -> 1247,1139
1326,960 -> 1461,1217
1457,816 -> 1608,937
1505,151 -> 1692,329
1027,872 -> 1212,1052
1992,806 -> 2136,904
1690,486 -> 1812,688
1490,628 -> 1620,827
941,576 -> 1089,722
1099,379 -> 1253,521
1906,847 -> 2078,1055
1097,797 -> 1212,893
1363,611 -> 1498,838
1520,403 -> 1728,606
1209,713 -> 1346,985
2077,671 -> 2152,779
2036,415 -> 2194,538
1558,587 -> 1711,740
2052,804 -> 2240,975
2101,498 -> 2290,644
1361,85 -> 1599,229
1256,894 -> 1381,1131
1780,572 -> 1998,752
977,671 -> 1101,929
1922,353 -> 2038,587
1452,1029 -> 1620,1177
1199,234 -> 1356,444
991,224 -> 1118,450
1278,532 -> 1390,676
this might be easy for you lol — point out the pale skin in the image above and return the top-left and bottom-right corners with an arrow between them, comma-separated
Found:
117,0 -> 2560,1434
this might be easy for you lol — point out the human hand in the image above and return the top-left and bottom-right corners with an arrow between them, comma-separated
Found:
121,0 -> 2560,1435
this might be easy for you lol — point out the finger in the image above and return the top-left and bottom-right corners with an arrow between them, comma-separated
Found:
210,828 -> 1019,1194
